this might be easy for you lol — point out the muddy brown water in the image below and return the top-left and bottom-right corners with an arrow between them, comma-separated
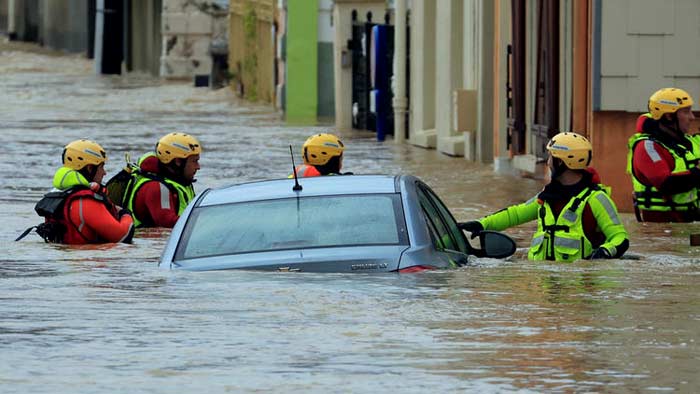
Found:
1,42 -> 698,393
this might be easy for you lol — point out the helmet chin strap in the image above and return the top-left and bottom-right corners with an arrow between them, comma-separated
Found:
550,158 -> 568,181
659,113 -> 684,140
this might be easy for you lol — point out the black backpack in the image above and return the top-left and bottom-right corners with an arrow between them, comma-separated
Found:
16,188 -> 83,243
105,166 -> 137,207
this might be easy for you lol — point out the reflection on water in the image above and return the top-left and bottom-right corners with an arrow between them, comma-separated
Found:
1,42 -> 699,393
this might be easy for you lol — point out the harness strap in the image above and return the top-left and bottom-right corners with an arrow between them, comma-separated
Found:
634,202 -> 643,222
128,171 -> 181,207
633,190 -> 695,210
538,186 -> 598,260
15,226 -> 37,242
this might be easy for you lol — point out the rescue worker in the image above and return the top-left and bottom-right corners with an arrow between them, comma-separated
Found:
291,133 -> 348,177
30,139 -> 134,244
124,132 -> 201,228
461,132 -> 629,262
627,87 -> 700,222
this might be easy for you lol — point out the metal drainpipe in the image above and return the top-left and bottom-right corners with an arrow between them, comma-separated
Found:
94,0 -> 105,74
392,0 -> 407,143
8,0 -> 16,39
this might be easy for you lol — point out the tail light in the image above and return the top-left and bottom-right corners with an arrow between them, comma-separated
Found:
398,265 -> 436,273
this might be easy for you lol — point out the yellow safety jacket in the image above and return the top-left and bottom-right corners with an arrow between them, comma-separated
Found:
124,154 -> 195,227
479,186 -> 627,262
52,167 -> 91,190
627,131 -> 700,214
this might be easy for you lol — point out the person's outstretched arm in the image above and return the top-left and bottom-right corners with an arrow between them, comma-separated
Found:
479,196 -> 541,231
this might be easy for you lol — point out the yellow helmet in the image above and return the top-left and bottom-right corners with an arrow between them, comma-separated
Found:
546,132 -> 592,170
156,132 -> 202,164
62,139 -> 107,170
648,88 -> 694,120
302,133 -> 344,166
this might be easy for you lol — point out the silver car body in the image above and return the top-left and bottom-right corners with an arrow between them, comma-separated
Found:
159,175 -> 476,273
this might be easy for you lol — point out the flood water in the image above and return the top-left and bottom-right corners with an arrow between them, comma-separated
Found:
1,42 -> 699,393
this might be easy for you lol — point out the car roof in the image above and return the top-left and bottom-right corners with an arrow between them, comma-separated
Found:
197,175 -> 404,207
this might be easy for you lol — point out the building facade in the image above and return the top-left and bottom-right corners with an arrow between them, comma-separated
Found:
399,0 -> 700,212
162,0 -> 229,80
3,0 -> 228,80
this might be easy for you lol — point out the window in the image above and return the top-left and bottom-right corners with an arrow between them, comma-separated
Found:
175,194 -> 408,260
417,184 -> 470,254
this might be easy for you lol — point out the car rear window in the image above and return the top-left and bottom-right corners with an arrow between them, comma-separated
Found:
174,193 -> 408,260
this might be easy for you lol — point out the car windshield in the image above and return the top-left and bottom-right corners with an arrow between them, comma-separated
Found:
175,193 -> 408,260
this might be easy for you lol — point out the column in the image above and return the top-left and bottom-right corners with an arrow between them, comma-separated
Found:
392,0 -> 407,143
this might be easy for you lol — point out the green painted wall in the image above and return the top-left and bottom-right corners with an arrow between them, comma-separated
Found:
317,42 -> 335,119
286,0 -> 318,124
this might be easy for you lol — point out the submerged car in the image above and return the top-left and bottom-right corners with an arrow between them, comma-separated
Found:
159,175 -> 515,273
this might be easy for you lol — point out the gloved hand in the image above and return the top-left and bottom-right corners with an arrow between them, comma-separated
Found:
689,167 -> 700,183
459,221 -> 484,239
590,247 -> 612,259
122,224 -> 135,244
90,182 -> 108,195
117,208 -> 132,219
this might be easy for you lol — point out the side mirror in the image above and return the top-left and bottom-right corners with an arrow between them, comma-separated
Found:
476,230 -> 516,259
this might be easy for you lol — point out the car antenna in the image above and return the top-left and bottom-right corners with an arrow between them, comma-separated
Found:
289,145 -> 302,191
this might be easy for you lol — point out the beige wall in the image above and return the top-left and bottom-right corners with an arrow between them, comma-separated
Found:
408,0 -> 437,148
434,0 -> 464,156
599,0 -> 700,111
409,0 -> 488,158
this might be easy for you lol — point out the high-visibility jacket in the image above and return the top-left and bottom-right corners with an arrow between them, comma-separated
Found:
479,185 -> 628,262
627,130 -> 700,219
125,173 -> 194,227
288,164 -> 322,178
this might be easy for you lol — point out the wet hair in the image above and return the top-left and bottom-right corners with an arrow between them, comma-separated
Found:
79,165 -> 97,182
315,155 -> 342,175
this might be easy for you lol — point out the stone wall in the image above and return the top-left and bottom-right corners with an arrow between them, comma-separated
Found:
161,0 -> 229,80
